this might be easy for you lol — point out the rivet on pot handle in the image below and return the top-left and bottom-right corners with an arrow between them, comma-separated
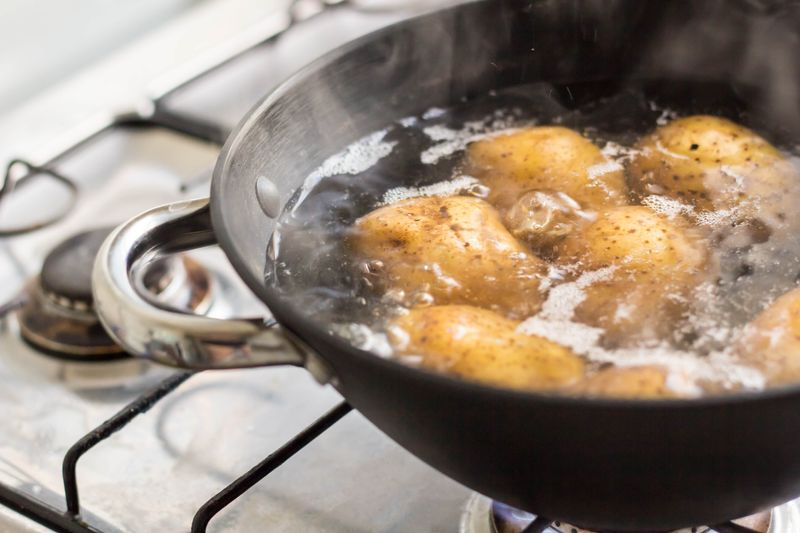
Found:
92,197 -> 310,371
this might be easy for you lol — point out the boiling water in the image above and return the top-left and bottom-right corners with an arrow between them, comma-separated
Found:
268,80 -> 800,397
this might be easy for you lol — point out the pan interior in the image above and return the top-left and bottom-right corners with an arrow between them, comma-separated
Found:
211,0 -> 800,398
266,77 -> 800,396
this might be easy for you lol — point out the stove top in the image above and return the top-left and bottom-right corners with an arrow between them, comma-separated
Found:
0,1 -> 797,532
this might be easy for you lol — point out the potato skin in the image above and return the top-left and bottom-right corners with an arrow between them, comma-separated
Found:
628,115 -> 795,215
556,206 -> 708,344
569,366 -> 678,399
737,288 -> 800,385
570,271 -> 688,344
466,126 -> 628,211
351,196 -> 545,318
389,305 -> 584,391
557,206 -> 707,273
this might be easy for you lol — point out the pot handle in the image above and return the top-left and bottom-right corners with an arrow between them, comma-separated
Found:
92,197 -> 313,371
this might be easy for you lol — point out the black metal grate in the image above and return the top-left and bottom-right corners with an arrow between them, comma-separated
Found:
62,372 -> 195,516
0,369 -> 354,533
191,402 -> 352,533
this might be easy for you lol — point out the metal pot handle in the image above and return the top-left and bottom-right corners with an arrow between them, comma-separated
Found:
92,197 -> 311,371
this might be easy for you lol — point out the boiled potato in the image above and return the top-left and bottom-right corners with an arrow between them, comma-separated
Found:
388,305 -> 584,390
503,189 -> 594,255
569,270 -> 689,344
737,287 -> 800,385
628,115 -> 796,218
556,206 -> 709,344
570,366 -> 678,399
351,196 -> 545,318
557,205 -> 707,273
466,126 -> 628,212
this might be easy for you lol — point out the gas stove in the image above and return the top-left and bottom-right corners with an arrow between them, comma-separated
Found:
0,1 -> 797,532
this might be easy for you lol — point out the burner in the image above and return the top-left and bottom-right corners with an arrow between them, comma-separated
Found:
489,501 -> 605,533
15,227 -> 213,360
460,495 -> 773,533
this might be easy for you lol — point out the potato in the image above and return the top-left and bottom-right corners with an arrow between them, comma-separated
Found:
351,196 -> 545,318
503,189 -> 594,255
388,305 -> 584,390
571,271 -> 690,344
556,206 -> 709,344
466,126 -> 628,212
569,366 -> 678,399
737,287 -> 800,385
628,115 -> 796,218
557,205 -> 707,273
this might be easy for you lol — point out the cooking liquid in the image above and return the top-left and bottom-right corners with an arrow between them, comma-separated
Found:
268,80 -> 800,397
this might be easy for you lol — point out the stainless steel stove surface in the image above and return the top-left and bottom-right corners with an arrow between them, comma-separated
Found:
0,1 -> 797,532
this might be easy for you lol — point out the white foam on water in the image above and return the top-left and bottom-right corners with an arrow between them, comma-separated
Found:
655,139 -> 691,160
293,127 -> 397,212
380,175 -> 482,205
420,125 -> 520,165
720,165 -> 747,188
419,110 -> 522,165
334,323 -> 395,358
601,141 -> 642,163
517,268 -> 767,395
694,205 -> 744,226
642,195 -> 695,219
397,116 -> 418,127
538,267 -> 617,321
587,160 -> 624,180
648,101 -> 679,126
520,317 -> 606,356
642,194 -> 751,229
423,124 -> 461,142
538,264 -> 568,293
422,107 -> 447,119
586,160 -> 624,195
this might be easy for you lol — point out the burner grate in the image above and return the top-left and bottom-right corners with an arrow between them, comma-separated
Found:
0,370 -> 353,533
513,517 -> 763,533
511,517 -> 763,533
191,402 -> 352,533
0,159 -> 78,237
461,495 -> 769,533
62,372 -> 194,515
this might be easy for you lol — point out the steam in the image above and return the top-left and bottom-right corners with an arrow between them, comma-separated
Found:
640,2 -> 800,136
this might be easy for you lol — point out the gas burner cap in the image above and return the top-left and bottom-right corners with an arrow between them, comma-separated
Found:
459,494 -> 773,533
17,227 -> 213,361
17,279 -> 124,360
40,226 -> 112,310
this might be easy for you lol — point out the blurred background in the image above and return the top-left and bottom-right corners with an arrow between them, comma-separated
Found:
0,0 -> 203,115
0,0 -> 433,171
0,0 -> 299,170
